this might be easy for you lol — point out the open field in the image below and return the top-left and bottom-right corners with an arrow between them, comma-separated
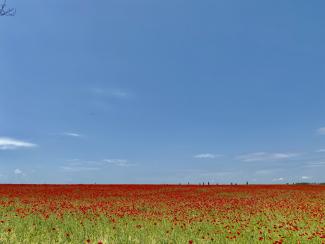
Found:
0,184 -> 324,243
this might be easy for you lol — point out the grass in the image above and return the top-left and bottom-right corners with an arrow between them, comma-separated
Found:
0,184 -> 324,243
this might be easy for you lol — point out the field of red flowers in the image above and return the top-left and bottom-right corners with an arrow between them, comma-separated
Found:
0,184 -> 324,243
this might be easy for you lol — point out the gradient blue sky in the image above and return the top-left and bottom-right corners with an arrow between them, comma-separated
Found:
1,0 -> 325,184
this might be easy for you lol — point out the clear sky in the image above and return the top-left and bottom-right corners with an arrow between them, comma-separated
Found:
1,0 -> 325,184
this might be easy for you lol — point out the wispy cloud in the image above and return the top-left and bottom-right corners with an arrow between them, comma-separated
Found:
315,149 -> 325,153
14,168 -> 27,176
103,159 -> 135,167
91,88 -> 131,99
237,152 -> 298,162
61,158 -> 136,171
0,137 -> 37,150
194,153 -> 221,159
110,90 -> 129,99
61,159 -> 101,172
255,169 -> 275,175
317,127 -> 325,135
272,177 -> 284,182
301,176 -> 311,180
60,166 -> 100,172
14,168 -> 23,175
62,132 -> 84,138
303,161 -> 325,168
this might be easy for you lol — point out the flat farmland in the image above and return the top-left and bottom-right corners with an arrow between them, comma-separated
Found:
0,184 -> 324,243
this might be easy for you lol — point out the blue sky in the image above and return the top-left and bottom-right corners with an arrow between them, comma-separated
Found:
1,0 -> 325,184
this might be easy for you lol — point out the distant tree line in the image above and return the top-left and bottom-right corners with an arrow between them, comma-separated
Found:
179,182 -> 325,186
293,182 -> 325,185
0,0 -> 15,16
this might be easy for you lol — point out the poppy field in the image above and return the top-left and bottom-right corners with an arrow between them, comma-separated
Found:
0,184 -> 324,243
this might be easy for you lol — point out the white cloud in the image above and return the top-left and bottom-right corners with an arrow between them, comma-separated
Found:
272,177 -> 284,181
301,176 -> 311,180
91,88 -> 130,99
61,158 -> 136,171
104,159 -> 127,164
304,161 -> 325,168
0,137 -> 37,150
62,159 -> 104,171
317,127 -> 325,135
14,168 -> 23,175
237,152 -> 298,162
62,132 -> 83,137
60,166 -> 100,172
103,159 -> 135,167
64,159 -> 101,167
315,149 -> 325,153
194,153 -> 221,159
110,90 -> 129,98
